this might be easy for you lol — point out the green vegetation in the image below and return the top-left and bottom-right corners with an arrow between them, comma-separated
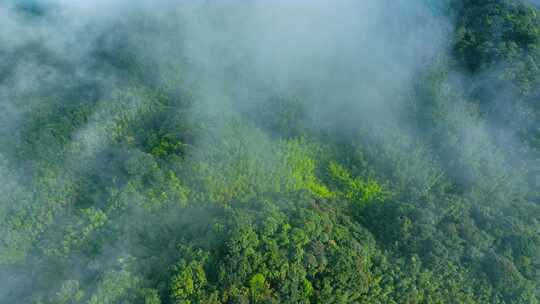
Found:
1,0 -> 539,303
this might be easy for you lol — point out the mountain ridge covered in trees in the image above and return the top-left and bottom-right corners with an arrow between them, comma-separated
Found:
0,0 -> 539,303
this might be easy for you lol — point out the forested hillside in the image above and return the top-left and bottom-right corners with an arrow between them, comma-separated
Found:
0,0 -> 539,303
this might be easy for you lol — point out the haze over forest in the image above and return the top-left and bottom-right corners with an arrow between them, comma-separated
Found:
1,0 -> 539,303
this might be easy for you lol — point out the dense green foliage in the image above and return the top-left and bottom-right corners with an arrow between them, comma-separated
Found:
1,0 -> 539,303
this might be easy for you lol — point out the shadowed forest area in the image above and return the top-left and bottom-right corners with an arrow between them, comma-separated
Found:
0,0 -> 539,303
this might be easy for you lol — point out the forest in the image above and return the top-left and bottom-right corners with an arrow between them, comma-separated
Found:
0,0 -> 539,303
